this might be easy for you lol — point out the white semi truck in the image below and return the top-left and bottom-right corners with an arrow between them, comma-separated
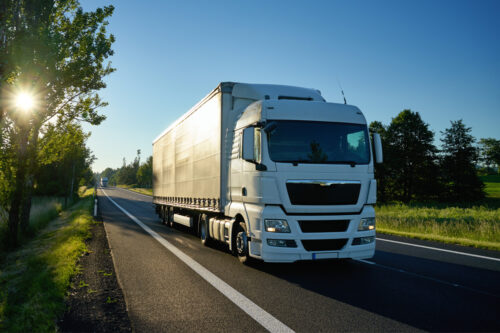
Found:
153,82 -> 383,263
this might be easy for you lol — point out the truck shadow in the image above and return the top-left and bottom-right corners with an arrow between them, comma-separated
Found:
248,251 -> 500,332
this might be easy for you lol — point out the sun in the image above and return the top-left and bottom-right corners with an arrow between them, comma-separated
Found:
15,92 -> 35,111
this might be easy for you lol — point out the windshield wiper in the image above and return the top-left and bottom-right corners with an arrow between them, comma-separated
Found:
332,161 -> 357,167
277,160 -> 358,167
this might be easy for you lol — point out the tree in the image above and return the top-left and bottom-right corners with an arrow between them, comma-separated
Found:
36,122 -> 95,204
384,110 -> 439,202
440,120 -> 484,201
479,138 -> 500,173
0,0 -> 115,248
137,156 -> 153,188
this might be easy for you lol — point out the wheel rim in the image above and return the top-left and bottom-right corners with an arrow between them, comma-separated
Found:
236,231 -> 247,256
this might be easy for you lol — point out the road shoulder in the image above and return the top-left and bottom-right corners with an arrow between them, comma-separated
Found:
59,212 -> 132,332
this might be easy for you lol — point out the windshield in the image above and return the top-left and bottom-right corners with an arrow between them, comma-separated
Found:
266,120 -> 370,164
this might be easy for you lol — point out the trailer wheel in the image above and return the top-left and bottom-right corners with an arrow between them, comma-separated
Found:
199,214 -> 211,246
234,222 -> 251,264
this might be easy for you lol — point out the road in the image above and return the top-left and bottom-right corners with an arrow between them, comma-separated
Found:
98,186 -> 500,332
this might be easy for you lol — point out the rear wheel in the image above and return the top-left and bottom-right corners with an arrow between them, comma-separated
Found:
167,207 -> 174,228
161,206 -> 167,224
199,214 -> 211,246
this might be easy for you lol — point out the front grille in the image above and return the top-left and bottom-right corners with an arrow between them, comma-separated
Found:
301,239 -> 348,251
298,220 -> 350,233
286,182 -> 360,205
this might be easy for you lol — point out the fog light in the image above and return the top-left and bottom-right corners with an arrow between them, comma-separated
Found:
358,217 -> 375,231
267,239 -> 297,247
352,236 -> 375,245
265,219 -> 291,233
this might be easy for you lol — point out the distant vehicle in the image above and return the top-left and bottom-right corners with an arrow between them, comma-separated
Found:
153,82 -> 383,263
100,177 -> 108,187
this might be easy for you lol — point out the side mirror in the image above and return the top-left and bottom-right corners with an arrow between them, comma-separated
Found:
242,127 -> 255,162
373,133 -> 383,164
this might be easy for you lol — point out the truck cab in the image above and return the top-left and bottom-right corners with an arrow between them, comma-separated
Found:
226,87 -> 382,263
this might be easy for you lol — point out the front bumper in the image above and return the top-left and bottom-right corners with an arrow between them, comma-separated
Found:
247,205 -> 376,263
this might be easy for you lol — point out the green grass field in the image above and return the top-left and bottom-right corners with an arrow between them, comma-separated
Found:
376,175 -> 500,250
481,175 -> 500,199
0,190 -> 94,332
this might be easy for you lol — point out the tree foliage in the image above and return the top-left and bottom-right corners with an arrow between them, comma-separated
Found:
99,152 -> 152,189
479,138 -> 500,173
383,110 -> 438,202
440,120 -> 484,201
137,155 -> 153,188
0,0 -> 114,248
36,121 -> 95,199
371,113 -> 487,203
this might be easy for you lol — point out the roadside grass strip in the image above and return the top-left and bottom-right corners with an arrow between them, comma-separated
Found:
0,194 -> 94,332
376,203 -> 500,251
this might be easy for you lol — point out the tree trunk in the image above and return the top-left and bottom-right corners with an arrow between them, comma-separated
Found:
20,124 -> 40,233
69,161 -> 75,205
7,126 -> 28,249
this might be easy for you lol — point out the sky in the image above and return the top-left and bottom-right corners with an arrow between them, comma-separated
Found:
81,0 -> 500,172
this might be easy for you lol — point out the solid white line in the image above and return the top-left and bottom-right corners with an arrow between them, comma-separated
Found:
101,189 -> 294,333
377,238 -> 500,262
115,187 -> 153,199
354,259 -> 375,265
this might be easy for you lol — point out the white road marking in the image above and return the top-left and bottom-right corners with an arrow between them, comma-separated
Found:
101,189 -> 294,333
377,238 -> 500,263
354,259 -> 375,265
115,186 -> 153,200
353,257 -> 499,298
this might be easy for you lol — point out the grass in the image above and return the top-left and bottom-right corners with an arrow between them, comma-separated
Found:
0,197 -> 64,259
376,175 -> 500,251
0,190 -> 95,332
116,184 -> 152,196
480,174 -> 500,199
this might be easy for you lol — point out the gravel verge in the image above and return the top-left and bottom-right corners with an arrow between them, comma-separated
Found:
59,210 -> 133,332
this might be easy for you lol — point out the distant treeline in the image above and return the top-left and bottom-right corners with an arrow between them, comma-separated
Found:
371,109 -> 499,203
100,150 -> 152,188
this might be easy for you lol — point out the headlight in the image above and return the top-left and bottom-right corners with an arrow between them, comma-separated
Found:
358,217 -> 375,231
264,219 -> 291,233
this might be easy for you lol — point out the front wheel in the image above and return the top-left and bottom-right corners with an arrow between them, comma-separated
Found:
234,222 -> 251,264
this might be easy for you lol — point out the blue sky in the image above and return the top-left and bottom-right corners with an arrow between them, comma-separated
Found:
82,0 -> 500,172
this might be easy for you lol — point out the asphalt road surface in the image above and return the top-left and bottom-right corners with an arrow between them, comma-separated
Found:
98,186 -> 500,332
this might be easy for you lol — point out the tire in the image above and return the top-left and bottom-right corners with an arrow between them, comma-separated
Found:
234,222 -> 251,264
161,206 -> 167,224
167,207 -> 174,228
199,214 -> 211,246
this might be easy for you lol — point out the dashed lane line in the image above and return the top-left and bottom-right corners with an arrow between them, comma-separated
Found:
353,258 -> 499,298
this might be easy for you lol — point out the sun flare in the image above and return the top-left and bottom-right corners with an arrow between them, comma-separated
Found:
15,92 -> 35,111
